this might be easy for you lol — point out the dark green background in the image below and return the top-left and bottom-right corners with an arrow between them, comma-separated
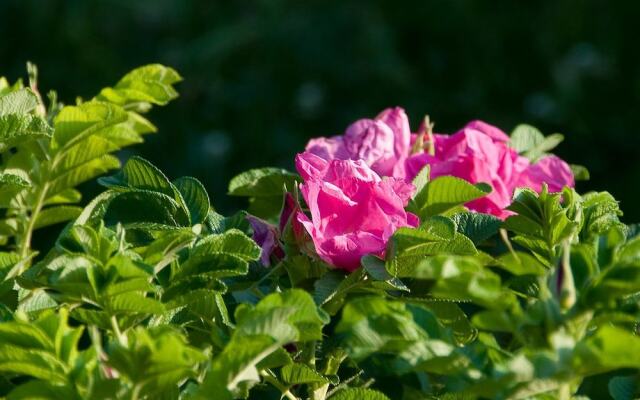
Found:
2,0 -> 639,221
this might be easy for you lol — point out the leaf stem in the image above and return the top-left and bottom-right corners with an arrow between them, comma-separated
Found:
260,370 -> 298,400
19,182 -> 49,262
110,315 -> 127,346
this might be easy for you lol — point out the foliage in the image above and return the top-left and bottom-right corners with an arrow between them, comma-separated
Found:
0,64 -> 639,400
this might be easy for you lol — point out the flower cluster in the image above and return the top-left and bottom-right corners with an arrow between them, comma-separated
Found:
252,107 -> 574,271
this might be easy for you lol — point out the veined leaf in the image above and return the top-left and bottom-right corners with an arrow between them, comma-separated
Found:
99,156 -> 174,197
408,175 -> 491,219
33,206 -> 82,229
103,189 -> 189,228
97,64 -> 182,107
193,229 -> 260,262
510,123 -> 564,161
452,212 -> 502,244
52,101 -> 128,150
228,167 -> 300,197
47,154 -> 121,197
573,326 -> 640,375
0,114 -> 52,152
173,176 -> 210,225
280,363 -> 329,385
330,388 -> 391,400
198,335 -> 282,400
0,88 -> 38,117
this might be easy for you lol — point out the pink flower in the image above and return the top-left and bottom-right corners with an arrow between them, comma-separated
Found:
305,107 -> 411,179
406,120 -> 574,219
517,155 -> 575,193
295,152 -> 418,271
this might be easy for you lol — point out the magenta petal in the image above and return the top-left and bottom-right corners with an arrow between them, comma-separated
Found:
376,107 -> 411,160
464,120 -> 510,143
295,152 -> 329,181
296,154 -> 419,271
520,155 -> 575,193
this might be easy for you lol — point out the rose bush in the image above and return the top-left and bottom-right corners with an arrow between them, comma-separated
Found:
0,64 -> 637,400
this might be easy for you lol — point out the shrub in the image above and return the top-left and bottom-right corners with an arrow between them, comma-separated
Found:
0,64 -> 638,399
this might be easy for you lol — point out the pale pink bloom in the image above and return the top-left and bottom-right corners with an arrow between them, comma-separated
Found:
305,107 -> 411,179
295,152 -> 418,271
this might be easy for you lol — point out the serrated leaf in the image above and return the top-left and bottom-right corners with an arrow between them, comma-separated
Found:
0,114 -> 52,152
99,156 -> 174,197
573,326 -> 640,375
103,189 -> 189,229
280,363 -> 328,385
33,206 -> 82,229
48,154 -> 121,197
510,123 -> 563,161
173,176 -> 210,225
0,88 -> 38,117
198,335 -> 282,400
571,164 -> 590,181
193,229 -> 260,261
52,101 -> 128,150
330,388 -> 390,400
97,64 -> 182,107
451,212 -> 502,244
408,176 -> 491,219
608,375 -> 638,400
228,168 -> 300,197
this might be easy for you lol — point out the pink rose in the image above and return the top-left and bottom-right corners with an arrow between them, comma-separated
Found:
305,107 -> 411,179
295,152 -> 418,271
406,120 -> 574,219
517,155 -> 575,193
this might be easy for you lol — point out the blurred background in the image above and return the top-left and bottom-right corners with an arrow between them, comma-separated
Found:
1,0 -> 639,221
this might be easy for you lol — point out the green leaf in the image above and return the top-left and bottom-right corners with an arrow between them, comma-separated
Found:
198,335 -> 282,400
571,164 -> 590,181
386,224 -> 477,277
48,155 -> 121,197
573,326 -> 640,375
0,114 -> 52,152
408,176 -> 491,219
0,173 -> 30,203
103,189 -> 189,229
0,88 -> 38,117
494,252 -> 547,276
7,380 -> 77,400
52,101 -> 128,150
608,375 -> 639,400
33,206 -> 82,229
99,156 -> 174,197
280,363 -> 329,385
228,167 -> 300,197
330,388 -> 390,400
236,289 -> 328,342
107,326 -> 205,397
173,176 -> 210,225
397,255 -> 515,308
193,229 -> 261,262
451,212 -> 502,244
97,64 -> 182,107
510,123 -> 564,161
